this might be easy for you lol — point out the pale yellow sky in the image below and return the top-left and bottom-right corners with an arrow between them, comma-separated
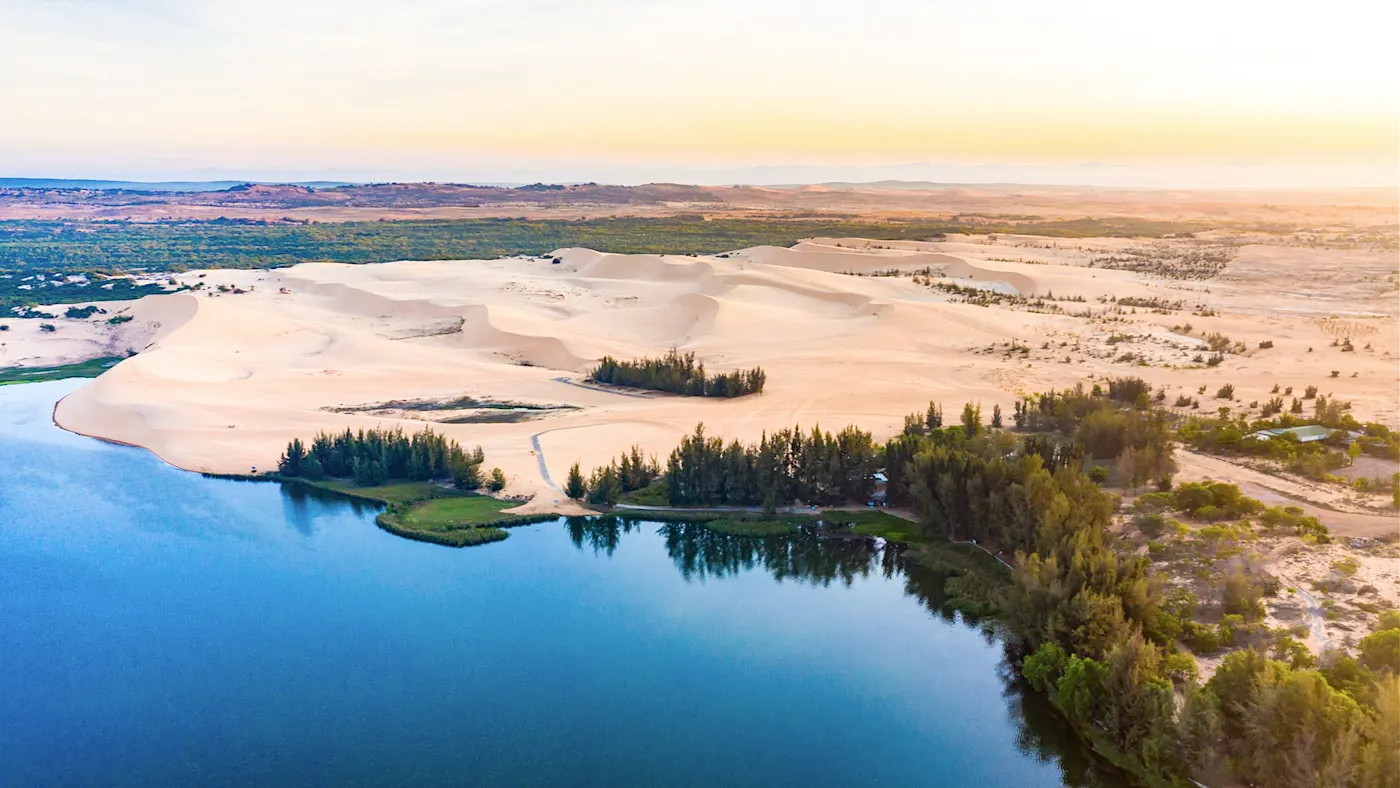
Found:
2,0 -> 1396,185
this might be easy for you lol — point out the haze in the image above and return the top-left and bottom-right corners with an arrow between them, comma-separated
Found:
4,0 -> 1395,186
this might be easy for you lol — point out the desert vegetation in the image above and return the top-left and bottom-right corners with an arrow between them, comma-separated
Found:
588,349 -> 766,398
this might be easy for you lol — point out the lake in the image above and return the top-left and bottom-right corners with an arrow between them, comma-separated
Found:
0,379 -> 1130,787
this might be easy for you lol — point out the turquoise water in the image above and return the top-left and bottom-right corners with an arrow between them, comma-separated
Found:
0,380 -> 1128,787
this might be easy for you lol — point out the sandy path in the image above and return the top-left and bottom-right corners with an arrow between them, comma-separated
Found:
1293,587 -> 1330,651
1177,450 -> 1399,539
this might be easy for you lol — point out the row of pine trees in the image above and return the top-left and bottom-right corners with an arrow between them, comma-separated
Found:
277,426 -> 489,489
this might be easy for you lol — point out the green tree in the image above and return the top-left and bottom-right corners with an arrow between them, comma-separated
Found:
451,458 -> 482,490
960,402 -> 981,437
1359,628 -> 1400,674
565,462 -> 586,500
278,438 -> 306,476
487,467 -> 507,492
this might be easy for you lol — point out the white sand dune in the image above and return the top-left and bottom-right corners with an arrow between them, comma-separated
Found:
40,237 -> 1397,532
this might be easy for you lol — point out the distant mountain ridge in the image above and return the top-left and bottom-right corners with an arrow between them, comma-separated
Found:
0,178 -> 352,192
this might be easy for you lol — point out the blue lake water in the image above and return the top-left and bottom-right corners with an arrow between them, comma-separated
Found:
0,379 -> 1129,787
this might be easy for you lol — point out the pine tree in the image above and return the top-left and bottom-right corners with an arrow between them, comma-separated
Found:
452,458 -> 482,490
565,462 -> 586,500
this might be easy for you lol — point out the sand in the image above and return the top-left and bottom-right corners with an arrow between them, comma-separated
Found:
29,235 -> 1396,535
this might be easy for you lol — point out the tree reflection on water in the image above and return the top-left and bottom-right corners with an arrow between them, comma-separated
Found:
563,515 -> 1137,788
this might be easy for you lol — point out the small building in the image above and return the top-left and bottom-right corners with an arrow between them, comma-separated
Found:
869,471 -> 889,506
1249,425 -> 1337,443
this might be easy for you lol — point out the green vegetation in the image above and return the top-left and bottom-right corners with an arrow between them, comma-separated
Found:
295,479 -> 453,505
395,495 -> 544,528
589,348 -> 766,398
0,215 -> 1221,279
573,376 -> 1395,786
0,270 -> 179,313
661,423 -> 879,508
704,518 -> 799,537
618,480 -> 669,506
1180,406 -> 1399,486
278,425 -> 476,487
0,356 -> 124,385
326,395 -> 577,425
275,426 -> 550,547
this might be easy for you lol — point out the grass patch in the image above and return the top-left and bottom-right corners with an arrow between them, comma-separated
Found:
281,477 -> 551,548
439,411 -> 545,424
298,479 -> 455,505
619,481 -> 670,506
0,356 -> 124,385
704,518 -> 799,537
375,517 -> 510,548
826,510 -> 928,542
397,496 -> 527,529
378,494 -> 556,548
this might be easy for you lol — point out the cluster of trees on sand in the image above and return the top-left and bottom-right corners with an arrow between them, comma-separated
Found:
565,376 -> 1399,786
588,349 -> 765,398
277,426 -> 490,489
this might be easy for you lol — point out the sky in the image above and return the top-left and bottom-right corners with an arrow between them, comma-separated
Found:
2,0 -> 1396,187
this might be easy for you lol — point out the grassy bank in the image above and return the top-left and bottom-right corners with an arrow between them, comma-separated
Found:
703,518 -> 799,537
244,475 -> 554,548
608,506 -> 922,541
0,356 -> 124,386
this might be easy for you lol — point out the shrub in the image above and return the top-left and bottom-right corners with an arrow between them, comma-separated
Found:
1330,370 -> 1340,378
1183,620 -> 1222,653
1258,340 -> 1274,349
1163,651 -> 1199,684
1134,512 -> 1167,538
1088,465 -> 1109,484
1333,556 -> 1360,577
1215,384 -> 1235,400
1204,332 -> 1232,352
1304,385 -> 1318,399
487,467 -> 506,492
1359,628 -> 1400,673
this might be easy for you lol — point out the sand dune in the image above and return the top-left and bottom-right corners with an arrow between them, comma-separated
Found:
37,235 -> 1396,535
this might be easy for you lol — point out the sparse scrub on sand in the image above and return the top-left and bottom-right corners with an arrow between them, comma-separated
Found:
589,348 -> 766,398
1088,241 -> 1237,279
1203,332 -> 1233,352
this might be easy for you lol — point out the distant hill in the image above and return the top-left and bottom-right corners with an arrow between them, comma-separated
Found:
0,178 -> 351,192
